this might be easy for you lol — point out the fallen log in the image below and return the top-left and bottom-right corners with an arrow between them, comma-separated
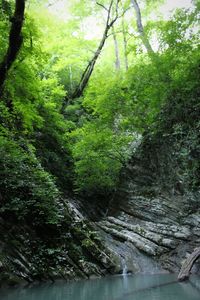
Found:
178,247 -> 200,281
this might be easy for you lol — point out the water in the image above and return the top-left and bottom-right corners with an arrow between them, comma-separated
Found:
121,258 -> 128,276
0,274 -> 200,300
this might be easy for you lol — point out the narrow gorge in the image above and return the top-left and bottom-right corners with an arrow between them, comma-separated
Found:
0,0 -> 199,298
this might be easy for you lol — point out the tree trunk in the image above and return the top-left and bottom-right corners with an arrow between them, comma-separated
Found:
71,27 -> 109,99
131,0 -> 155,56
112,26 -> 120,70
0,0 -> 25,94
130,0 -> 170,82
178,247 -> 200,281
122,17 -> 128,71
69,0 -> 120,100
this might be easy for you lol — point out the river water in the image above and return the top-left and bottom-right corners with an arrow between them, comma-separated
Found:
0,274 -> 200,300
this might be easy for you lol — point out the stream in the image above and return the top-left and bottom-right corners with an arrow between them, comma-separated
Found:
0,274 -> 200,300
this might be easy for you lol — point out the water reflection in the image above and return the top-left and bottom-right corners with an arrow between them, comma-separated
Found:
0,274 -> 200,300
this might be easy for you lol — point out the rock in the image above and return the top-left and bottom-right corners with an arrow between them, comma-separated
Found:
106,217 -> 177,248
98,221 -> 167,256
95,187 -> 200,275
184,214 -> 200,227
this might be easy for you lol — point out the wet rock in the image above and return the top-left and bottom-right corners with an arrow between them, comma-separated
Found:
106,217 -> 178,248
95,189 -> 200,274
98,221 -> 167,256
184,214 -> 200,227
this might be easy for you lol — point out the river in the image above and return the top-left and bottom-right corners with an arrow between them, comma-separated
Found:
0,274 -> 200,300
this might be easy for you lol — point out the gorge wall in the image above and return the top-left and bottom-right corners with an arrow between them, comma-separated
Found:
1,116 -> 200,287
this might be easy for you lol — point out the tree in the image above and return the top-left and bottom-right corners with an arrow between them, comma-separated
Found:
67,0 -> 121,101
178,247 -> 200,281
130,0 -> 155,56
112,25 -> 121,70
121,16 -> 128,70
0,0 -> 25,95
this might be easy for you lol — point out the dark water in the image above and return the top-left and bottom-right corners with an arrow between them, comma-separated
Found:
0,274 -> 200,300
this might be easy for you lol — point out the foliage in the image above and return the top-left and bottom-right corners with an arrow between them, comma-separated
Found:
0,0 -> 199,283
69,72 -> 137,193
0,135 -> 62,225
70,122 -> 132,193
0,0 -> 199,201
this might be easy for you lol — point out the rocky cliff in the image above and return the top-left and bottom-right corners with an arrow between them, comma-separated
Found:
92,130 -> 200,276
0,198 -> 118,286
1,184 -> 200,287
1,128 -> 199,286
95,190 -> 200,275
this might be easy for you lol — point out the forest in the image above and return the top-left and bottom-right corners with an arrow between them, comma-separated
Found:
0,0 -> 200,289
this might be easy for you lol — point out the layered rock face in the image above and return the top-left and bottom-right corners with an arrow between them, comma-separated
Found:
0,200 -> 117,286
92,126 -> 200,275
93,176 -> 200,275
1,189 -> 200,286
2,167 -> 199,285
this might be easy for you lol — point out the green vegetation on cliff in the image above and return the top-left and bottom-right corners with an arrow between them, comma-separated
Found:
0,0 -> 199,283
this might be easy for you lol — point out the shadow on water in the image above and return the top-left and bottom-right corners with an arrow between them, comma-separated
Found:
189,278 -> 200,293
0,274 -> 200,300
112,278 -> 178,300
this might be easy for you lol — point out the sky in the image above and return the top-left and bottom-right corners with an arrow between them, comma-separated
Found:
48,0 -> 194,19
159,0 -> 193,17
48,0 -> 194,39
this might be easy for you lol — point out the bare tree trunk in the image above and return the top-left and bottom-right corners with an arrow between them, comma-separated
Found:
131,0 -> 155,56
121,17 -> 128,71
178,247 -> 200,281
130,0 -> 170,82
0,0 -> 25,94
112,26 -> 121,70
71,27 -> 109,99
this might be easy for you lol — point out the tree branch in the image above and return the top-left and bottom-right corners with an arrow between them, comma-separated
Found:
178,247 -> 200,281
96,2 -> 108,12
67,0 -> 120,102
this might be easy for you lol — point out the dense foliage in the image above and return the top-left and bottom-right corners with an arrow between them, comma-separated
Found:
0,0 -> 199,224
